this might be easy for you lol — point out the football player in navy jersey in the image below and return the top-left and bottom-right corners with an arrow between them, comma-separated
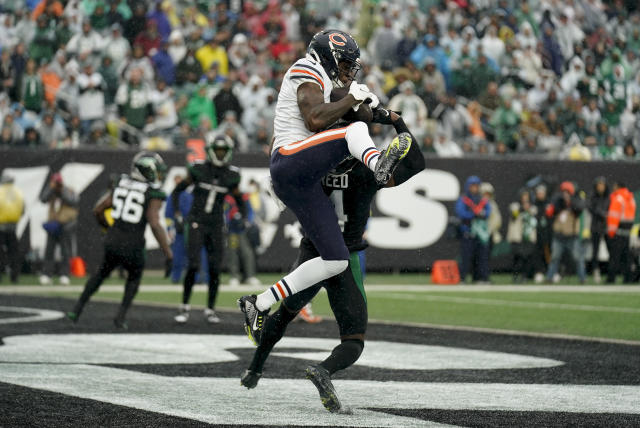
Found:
241,110 -> 425,413
238,29 -> 413,348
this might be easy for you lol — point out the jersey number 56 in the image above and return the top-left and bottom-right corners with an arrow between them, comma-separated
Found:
111,187 -> 145,224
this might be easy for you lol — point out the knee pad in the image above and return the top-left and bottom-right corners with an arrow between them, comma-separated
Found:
324,259 -> 348,276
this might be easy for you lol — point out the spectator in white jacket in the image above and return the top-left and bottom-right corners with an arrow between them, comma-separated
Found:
66,20 -> 104,63
76,62 -> 105,134
388,81 -> 428,140
103,24 -> 131,70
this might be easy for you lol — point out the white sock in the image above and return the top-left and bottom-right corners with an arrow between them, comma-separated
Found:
255,257 -> 348,311
345,121 -> 380,171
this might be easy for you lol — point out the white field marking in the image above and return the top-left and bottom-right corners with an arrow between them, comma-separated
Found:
0,364 -> 449,427
0,334 -> 637,426
0,306 -> 64,325
0,334 -> 563,370
1,364 -> 640,426
3,284 -> 640,294
377,292 -> 640,314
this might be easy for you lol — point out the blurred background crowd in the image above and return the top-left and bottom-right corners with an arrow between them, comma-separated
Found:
0,0 -> 639,159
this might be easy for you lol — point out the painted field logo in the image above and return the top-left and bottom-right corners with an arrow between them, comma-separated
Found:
0,332 -> 639,425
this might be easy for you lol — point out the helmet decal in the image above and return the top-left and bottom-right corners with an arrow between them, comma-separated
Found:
328,33 -> 347,46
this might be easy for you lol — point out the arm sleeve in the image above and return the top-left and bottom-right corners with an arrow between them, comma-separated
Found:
39,185 -> 52,203
390,117 -> 425,186
455,197 -> 474,220
171,178 -> 190,217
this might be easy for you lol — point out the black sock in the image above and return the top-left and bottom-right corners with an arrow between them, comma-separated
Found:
183,268 -> 197,304
249,305 -> 297,373
72,274 -> 104,316
116,279 -> 140,322
207,272 -> 220,309
319,339 -> 364,375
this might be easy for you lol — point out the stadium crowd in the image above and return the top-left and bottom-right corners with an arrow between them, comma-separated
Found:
0,0 -> 638,159
453,174 -> 638,284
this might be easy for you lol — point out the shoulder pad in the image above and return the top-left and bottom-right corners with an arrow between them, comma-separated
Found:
187,163 -> 202,181
148,188 -> 167,200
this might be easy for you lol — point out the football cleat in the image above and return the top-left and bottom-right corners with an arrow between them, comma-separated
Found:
174,304 -> 190,324
237,295 -> 269,346
66,311 -> 79,323
240,369 -> 262,389
113,318 -> 128,330
305,364 -> 342,413
246,276 -> 262,286
374,132 -> 412,186
298,303 -> 322,323
204,308 -> 220,324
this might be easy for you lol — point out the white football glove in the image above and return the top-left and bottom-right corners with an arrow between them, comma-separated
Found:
348,82 -> 374,110
366,92 -> 380,109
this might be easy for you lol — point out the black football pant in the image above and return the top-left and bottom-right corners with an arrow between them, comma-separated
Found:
607,234 -> 631,283
0,229 -> 20,282
248,238 -> 367,376
72,242 -> 144,322
183,221 -> 224,309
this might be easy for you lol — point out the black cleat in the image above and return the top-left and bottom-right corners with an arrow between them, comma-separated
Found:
237,295 -> 269,346
66,311 -> 79,323
240,369 -> 262,389
305,364 -> 342,413
113,318 -> 128,330
374,132 -> 412,185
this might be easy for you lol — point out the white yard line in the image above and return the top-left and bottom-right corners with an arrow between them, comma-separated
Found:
2,284 -> 640,293
376,292 -> 640,314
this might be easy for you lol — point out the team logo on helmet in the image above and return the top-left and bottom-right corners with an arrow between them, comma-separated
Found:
328,33 -> 347,46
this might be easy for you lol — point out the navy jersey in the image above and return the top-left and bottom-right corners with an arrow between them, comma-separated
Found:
187,162 -> 241,224
107,174 -> 166,247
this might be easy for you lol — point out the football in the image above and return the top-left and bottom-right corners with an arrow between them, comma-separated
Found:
330,86 -> 373,124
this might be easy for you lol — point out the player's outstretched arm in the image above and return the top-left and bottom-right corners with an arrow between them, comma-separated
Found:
297,82 -> 360,132
147,198 -> 173,261
170,174 -> 192,232
93,190 -> 113,228
386,112 -> 425,188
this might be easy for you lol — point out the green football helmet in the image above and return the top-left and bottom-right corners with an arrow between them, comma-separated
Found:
131,151 -> 167,184
205,133 -> 234,166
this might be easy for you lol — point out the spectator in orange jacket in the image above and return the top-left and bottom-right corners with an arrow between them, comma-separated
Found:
606,182 -> 636,284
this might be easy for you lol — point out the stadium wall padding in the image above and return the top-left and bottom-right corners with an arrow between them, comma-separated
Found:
1,149 -> 634,273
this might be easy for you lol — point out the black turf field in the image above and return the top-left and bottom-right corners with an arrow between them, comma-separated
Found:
1,294 -> 639,427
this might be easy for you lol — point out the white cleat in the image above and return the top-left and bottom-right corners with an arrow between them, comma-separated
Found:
174,304 -> 190,324
246,276 -> 262,286
204,308 -> 220,324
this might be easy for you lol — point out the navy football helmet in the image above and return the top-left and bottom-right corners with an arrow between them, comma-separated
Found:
307,29 -> 361,87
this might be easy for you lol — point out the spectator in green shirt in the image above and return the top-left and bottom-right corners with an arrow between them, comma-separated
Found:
20,59 -> 44,113
185,83 -> 217,129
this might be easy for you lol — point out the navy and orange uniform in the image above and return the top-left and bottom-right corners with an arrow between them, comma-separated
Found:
283,117 -> 425,336
107,174 -> 166,249
245,116 -> 425,380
